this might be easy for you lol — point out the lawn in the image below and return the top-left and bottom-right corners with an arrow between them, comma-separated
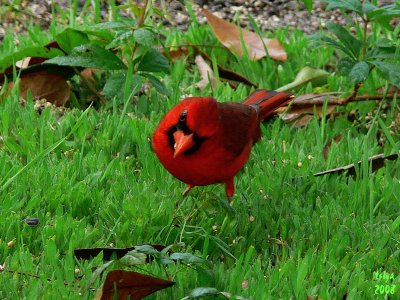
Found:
0,1 -> 399,299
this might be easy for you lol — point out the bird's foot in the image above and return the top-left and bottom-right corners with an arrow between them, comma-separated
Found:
182,184 -> 193,197
176,184 -> 194,208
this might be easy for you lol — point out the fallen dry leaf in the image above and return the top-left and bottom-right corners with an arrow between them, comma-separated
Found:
203,9 -> 286,61
276,93 -> 341,127
163,47 -> 189,61
195,54 -> 216,90
74,244 -> 167,261
80,68 -> 96,83
94,270 -> 175,300
314,153 -> 398,177
19,70 -> 70,106
162,45 -> 256,86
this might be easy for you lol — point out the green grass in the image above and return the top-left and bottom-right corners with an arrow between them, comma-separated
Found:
0,3 -> 399,299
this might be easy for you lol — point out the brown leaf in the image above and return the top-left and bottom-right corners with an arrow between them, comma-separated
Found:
314,153 -> 398,177
162,47 -> 189,61
80,68 -> 96,83
1,41 -> 64,83
74,244 -> 167,261
323,135 -> 343,160
277,102 -> 336,127
275,93 -> 341,127
195,55 -> 216,89
95,270 -> 175,300
19,70 -> 70,106
217,66 -> 256,86
203,9 -> 286,61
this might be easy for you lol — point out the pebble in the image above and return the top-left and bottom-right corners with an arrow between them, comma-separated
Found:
2,0 -> 398,42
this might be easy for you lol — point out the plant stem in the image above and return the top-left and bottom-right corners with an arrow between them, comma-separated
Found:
289,92 -> 397,106
131,0 -> 150,69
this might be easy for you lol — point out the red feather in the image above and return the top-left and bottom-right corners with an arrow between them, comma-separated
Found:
152,89 -> 293,201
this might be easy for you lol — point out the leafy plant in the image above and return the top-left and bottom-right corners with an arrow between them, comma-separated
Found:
0,1 -> 171,107
314,0 -> 400,97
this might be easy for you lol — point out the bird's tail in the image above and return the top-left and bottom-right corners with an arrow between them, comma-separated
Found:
242,89 -> 293,120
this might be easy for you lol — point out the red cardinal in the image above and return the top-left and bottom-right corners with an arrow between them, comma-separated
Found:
152,89 -> 293,201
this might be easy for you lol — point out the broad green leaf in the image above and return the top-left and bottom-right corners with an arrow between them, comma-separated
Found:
91,21 -> 133,30
365,47 -> 397,60
160,257 -> 174,265
55,28 -> 90,54
276,67 -> 329,92
316,35 -> 354,59
82,29 -> 114,42
142,72 -> 171,96
348,61 -> 369,83
170,252 -> 203,264
134,245 -> 160,255
45,44 -> 127,70
119,251 -> 147,266
103,72 -> 126,99
375,38 -> 396,48
103,72 -> 142,101
106,30 -> 135,49
0,47 -> 64,72
337,57 -> 356,75
188,287 -> 219,298
133,28 -> 154,47
138,48 -> 170,73
367,4 -> 400,20
372,61 -> 400,88
326,22 -> 362,59
324,0 -> 363,15
363,2 -> 380,17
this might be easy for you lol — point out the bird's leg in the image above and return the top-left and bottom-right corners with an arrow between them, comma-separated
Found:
225,178 -> 235,204
182,184 -> 193,197
176,184 -> 193,208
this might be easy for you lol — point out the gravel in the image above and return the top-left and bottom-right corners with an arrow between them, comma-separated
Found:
0,0 -> 397,42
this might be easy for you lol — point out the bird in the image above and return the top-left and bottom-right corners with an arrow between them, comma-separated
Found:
152,89 -> 293,202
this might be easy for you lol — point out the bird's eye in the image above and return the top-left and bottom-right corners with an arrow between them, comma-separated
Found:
179,110 -> 187,122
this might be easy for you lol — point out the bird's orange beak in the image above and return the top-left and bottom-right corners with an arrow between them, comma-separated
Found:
173,130 -> 194,158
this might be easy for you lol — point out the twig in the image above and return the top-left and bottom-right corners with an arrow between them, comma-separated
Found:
290,93 -> 397,107
340,82 -> 362,104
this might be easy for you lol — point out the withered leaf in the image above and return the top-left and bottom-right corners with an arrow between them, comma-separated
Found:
314,153 -> 398,177
203,9 -> 286,61
19,70 -> 70,106
94,270 -> 175,300
276,92 -> 341,127
74,244 -> 167,261
163,47 -> 189,61
195,55 -> 216,90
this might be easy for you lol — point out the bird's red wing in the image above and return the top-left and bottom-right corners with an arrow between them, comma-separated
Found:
217,102 -> 260,157
242,89 -> 293,120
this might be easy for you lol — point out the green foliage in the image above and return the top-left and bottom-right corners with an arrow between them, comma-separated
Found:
0,1 -> 400,299
315,0 -> 400,88
1,4 -> 171,105
45,44 -> 127,70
